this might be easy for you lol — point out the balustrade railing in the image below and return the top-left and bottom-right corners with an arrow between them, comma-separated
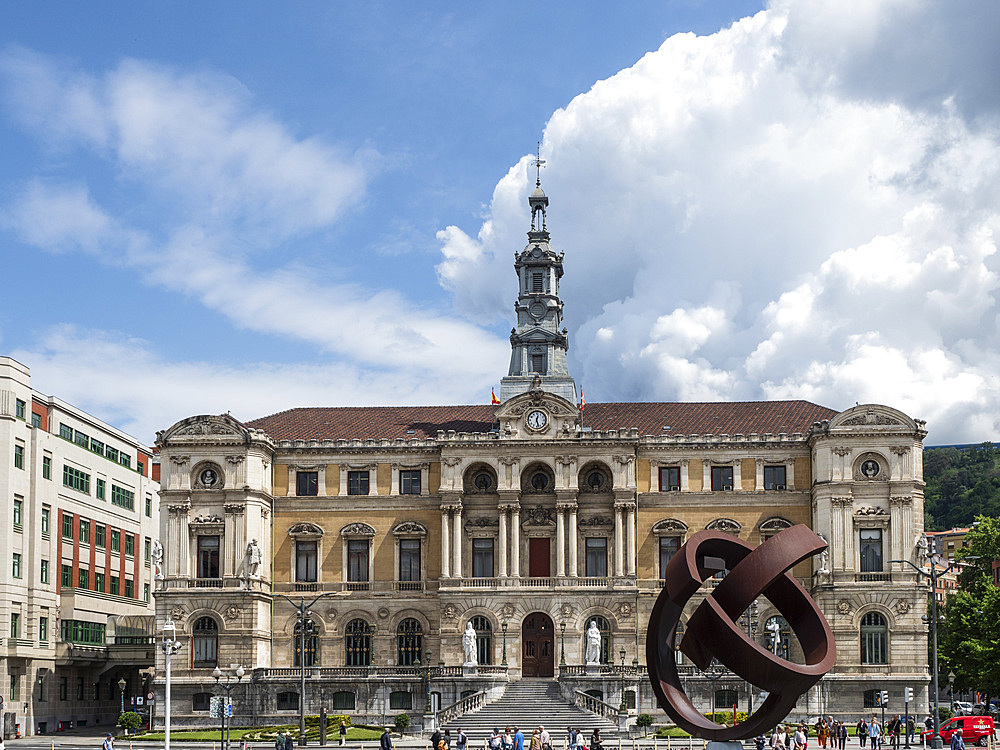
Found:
252,664 -> 505,680
438,690 -> 487,725
575,690 -> 621,720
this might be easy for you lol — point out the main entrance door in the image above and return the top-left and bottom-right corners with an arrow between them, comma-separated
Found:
521,612 -> 555,677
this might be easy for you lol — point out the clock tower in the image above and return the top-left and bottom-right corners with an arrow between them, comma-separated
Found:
499,167 -> 578,403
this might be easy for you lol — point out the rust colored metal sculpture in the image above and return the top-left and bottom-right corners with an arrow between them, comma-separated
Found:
646,524 -> 836,740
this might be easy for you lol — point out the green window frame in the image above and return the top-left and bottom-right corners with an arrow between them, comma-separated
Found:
73,429 -> 89,447
12,553 -> 22,579
143,583 -> 150,602
77,567 -> 89,589
42,455 -> 52,479
13,498 -> 23,527
40,559 -> 49,584
94,571 -> 104,592
59,423 -> 73,441
145,495 -> 152,517
14,443 -> 24,470
39,617 -> 48,642
125,533 -> 135,557
111,485 -> 135,510
96,478 -> 106,500
61,513 -> 74,539
60,564 -> 72,588
11,613 -> 20,638
109,576 -> 119,595
79,519 -> 90,545
110,529 -> 120,552
41,507 -> 50,535
15,399 -> 26,420
95,524 -> 105,548
124,579 -> 134,598
31,412 -> 41,428
62,465 -> 91,494
105,446 -> 119,463
144,538 -> 151,562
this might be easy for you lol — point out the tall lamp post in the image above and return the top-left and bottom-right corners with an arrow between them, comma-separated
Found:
618,648 -> 627,713
213,665 -> 245,750
501,622 -> 508,667
161,619 -> 183,750
118,677 -> 127,719
890,542 -> 977,749
273,592 -> 339,747
559,622 -> 566,667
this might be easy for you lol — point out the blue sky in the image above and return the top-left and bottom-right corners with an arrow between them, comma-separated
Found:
2,1 -> 1000,445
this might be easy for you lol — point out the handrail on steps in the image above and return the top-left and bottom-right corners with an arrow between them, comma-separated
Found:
439,689 -> 488,725
574,689 -> 621,721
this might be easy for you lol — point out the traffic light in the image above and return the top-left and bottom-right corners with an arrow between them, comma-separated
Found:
880,691 -> 889,707
905,687 -> 914,703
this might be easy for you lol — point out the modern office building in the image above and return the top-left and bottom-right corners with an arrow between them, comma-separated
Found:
153,185 -> 930,729
0,357 -> 159,738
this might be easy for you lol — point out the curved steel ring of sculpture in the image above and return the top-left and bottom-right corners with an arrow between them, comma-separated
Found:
645,524 -> 837,740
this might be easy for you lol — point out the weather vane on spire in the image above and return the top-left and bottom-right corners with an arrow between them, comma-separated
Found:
533,141 -> 546,187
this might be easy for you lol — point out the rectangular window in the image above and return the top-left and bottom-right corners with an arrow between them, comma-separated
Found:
14,443 -> 24,469
124,533 -> 134,557
42,455 -> 52,479
197,536 -> 220,578
111,484 -> 135,510
105,446 -> 119,463
400,470 -> 421,495
89,438 -> 104,456
77,567 -> 89,589
41,507 -> 50,535
10,613 -> 20,638
62,464 -> 90,493
143,583 -> 149,602
110,529 -> 120,552
31,412 -> 41,428
94,572 -> 104,592
39,617 -> 48,642
59,423 -> 73,441
659,466 -> 681,491
73,429 -> 89,448
659,537 -> 680,577
79,519 -> 90,545
109,576 -> 119,596
585,537 -> 608,577
711,465 -> 734,491
118,453 -> 131,469
12,553 -> 22,579
144,537 -> 151,562
60,564 -> 72,588
764,465 -> 787,490
15,399 -> 26,419
96,525 -> 105,548
13,498 -> 23,527
296,471 -> 318,496
399,539 -> 421,581
145,495 -> 152,517
472,538 -> 495,578
530,353 -> 545,373
296,540 -> 317,582
137,460 -> 144,475
59,677 -> 67,701
860,529 -> 884,573
96,478 -> 105,500
347,470 -> 369,495
124,579 -> 134,598
347,539 -> 369,582
40,559 -> 49,584
76,678 -> 84,700
532,272 -> 543,292
62,513 -> 74,539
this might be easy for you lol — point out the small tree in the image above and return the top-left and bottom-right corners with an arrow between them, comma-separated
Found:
394,713 -> 411,735
636,714 -> 654,737
117,711 -> 143,734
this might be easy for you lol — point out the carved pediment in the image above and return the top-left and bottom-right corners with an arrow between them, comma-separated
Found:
392,521 -> 428,536
829,404 -> 924,436
652,518 -> 688,534
340,522 -> 376,537
289,522 -> 324,537
706,518 -> 741,534
157,414 -> 252,447
522,506 -> 555,526
759,517 -> 793,534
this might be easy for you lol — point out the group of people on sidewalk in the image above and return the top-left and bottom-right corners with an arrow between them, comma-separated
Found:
759,714 -> 963,750
428,725 -> 604,750
857,715 -> 918,749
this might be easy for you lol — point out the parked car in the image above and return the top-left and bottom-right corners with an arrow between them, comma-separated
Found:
953,702 -> 975,716
922,715 -> 996,747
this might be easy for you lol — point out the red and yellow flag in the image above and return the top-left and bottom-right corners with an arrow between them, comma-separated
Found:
579,388 -> 585,411
491,388 -> 500,405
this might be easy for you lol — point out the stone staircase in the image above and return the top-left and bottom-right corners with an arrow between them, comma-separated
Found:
439,679 -> 621,746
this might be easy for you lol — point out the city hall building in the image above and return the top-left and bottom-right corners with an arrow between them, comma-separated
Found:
153,185 -> 930,729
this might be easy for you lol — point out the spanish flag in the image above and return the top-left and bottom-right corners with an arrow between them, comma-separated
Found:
491,388 -> 500,405
579,388 -> 585,412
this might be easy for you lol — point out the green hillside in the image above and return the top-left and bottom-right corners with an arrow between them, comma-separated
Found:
924,443 -> 1000,531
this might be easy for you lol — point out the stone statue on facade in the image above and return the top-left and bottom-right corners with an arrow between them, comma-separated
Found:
151,539 -> 164,580
585,620 -> 601,664
462,621 -> 478,666
246,539 -> 262,577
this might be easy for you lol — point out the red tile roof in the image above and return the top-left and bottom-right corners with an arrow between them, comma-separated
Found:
246,400 -> 837,442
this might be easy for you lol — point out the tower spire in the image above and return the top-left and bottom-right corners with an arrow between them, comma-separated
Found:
533,141 -> 546,187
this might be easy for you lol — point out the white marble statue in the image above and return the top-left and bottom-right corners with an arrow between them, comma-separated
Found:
462,621 -> 478,666
585,620 -> 601,665
246,539 -> 262,577
151,539 -> 164,580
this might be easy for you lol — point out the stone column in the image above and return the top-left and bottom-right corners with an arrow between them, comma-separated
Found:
498,508 -> 509,578
680,459 -> 690,492
441,508 -> 451,578
555,507 -> 565,577
703,462 -> 712,490
732,459 -> 742,491
511,505 -> 521,578
452,507 -> 463,579
626,503 -> 636,577
755,459 -> 765,491
786,460 -> 795,490
614,503 -> 624,577
391,464 -> 400,495
568,504 -> 578,577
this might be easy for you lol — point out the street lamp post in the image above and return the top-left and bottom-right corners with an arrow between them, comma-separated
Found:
890,542 -> 978,749
273,591 -> 340,747
501,622 -> 508,667
161,619 -> 183,750
618,648 -> 627,713
118,677 -> 127,719
559,622 -> 566,667
213,665 -> 245,750
705,660 -> 725,724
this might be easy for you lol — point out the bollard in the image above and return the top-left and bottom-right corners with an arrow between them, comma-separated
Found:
320,708 -> 328,747
619,736 -> 623,750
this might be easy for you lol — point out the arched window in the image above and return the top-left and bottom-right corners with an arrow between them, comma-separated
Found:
860,612 -> 888,664
294,621 -> 319,667
586,616 -> 612,664
715,689 -> 739,710
397,618 -> 423,666
345,619 -> 372,667
764,616 -> 790,660
192,617 -> 218,668
470,615 -> 493,666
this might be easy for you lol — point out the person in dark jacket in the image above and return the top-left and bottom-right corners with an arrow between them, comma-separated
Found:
381,727 -> 394,750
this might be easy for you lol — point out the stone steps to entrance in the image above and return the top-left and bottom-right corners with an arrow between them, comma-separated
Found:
439,679 -> 620,745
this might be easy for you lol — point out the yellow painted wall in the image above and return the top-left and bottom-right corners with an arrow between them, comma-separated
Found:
688,459 -> 703,491
273,465 -> 288,497
741,458 -> 756,491
794,456 -> 810,489
377,463 -> 391,495
429,462 -> 441,494
636,459 -> 650,493
326,464 -> 340,495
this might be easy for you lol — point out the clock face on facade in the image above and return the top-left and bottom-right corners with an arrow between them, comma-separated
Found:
526,410 -> 548,431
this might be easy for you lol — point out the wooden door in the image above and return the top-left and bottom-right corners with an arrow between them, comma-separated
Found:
521,612 -> 555,677
529,537 -> 551,578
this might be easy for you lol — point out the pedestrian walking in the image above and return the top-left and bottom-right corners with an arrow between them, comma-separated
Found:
950,729 -> 965,750
381,727 -> 394,750
431,728 -> 442,750
793,724 -> 808,750
286,732 -> 296,750
572,729 -> 584,750
858,720 -> 869,749
868,717 -> 882,750
540,726 -> 551,750
104,733 -> 115,750
771,725 -> 789,750
514,727 -> 524,750
838,721 -> 848,750
340,721 -> 348,747
490,729 -> 502,750
590,728 -> 603,750
456,728 -> 468,750
503,727 -> 514,750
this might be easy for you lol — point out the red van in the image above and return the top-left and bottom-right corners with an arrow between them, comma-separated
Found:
922,716 -> 996,747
